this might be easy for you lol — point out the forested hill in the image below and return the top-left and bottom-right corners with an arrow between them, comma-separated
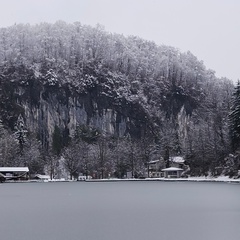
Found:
0,21 -> 237,177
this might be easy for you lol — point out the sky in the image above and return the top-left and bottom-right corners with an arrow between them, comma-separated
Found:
0,0 -> 240,82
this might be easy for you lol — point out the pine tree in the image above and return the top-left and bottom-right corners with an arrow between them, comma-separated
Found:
229,81 -> 240,151
14,114 -> 28,155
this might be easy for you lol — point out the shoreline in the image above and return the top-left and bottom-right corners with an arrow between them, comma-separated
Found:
85,176 -> 240,183
2,176 -> 240,184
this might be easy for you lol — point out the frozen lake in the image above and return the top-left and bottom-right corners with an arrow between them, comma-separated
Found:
0,181 -> 240,240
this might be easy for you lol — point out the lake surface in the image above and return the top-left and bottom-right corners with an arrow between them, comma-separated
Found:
0,181 -> 240,240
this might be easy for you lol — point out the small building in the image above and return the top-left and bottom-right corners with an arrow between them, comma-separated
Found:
126,171 -> 133,179
0,167 -> 29,180
161,167 -> 184,178
148,160 -> 162,178
169,156 -> 185,168
34,174 -> 51,181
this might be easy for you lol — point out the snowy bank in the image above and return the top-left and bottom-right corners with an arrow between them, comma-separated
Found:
85,176 -> 240,183
2,176 -> 239,184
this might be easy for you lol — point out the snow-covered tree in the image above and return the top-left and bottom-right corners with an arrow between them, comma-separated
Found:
74,124 -> 100,144
14,114 -> 28,156
62,140 -> 89,180
45,152 -> 59,180
229,80 -> 240,151
0,124 -> 18,167
21,137 -> 43,174
94,135 -> 113,179
0,21 -> 236,176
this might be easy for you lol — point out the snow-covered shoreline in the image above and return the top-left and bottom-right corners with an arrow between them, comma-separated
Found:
2,176 -> 239,183
85,176 -> 240,183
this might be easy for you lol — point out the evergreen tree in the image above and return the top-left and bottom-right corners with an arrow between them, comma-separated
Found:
74,124 -> 100,144
229,81 -> 240,151
14,114 -> 28,155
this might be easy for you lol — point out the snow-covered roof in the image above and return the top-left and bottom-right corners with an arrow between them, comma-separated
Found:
161,167 -> 183,171
0,167 -> 29,172
35,174 -> 50,179
148,160 -> 160,164
170,156 -> 185,163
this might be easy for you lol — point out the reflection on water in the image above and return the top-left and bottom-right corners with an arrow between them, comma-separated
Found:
0,181 -> 239,240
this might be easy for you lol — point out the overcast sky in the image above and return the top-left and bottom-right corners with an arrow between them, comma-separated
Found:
1,0 -> 239,82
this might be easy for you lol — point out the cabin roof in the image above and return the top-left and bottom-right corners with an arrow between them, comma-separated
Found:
161,167 -> 183,171
170,156 -> 185,163
148,160 -> 160,164
35,174 -> 50,179
0,167 -> 29,172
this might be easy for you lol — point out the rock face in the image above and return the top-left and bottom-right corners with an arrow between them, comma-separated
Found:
0,63 -> 154,151
5,80 -> 149,148
24,92 -> 128,145
0,66 -> 192,150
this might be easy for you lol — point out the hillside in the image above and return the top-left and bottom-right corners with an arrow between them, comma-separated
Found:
0,21 -> 236,177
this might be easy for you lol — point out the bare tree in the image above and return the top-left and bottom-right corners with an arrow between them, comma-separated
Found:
62,140 -> 91,180
95,136 -> 112,179
0,128 -> 18,167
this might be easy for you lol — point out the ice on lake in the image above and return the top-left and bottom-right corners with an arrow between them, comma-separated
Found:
0,181 -> 240,240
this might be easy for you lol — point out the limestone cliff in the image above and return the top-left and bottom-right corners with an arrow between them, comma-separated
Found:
1,76 -> 150,149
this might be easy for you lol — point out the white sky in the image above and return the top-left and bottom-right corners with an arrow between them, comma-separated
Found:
0,0 -> 239,82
